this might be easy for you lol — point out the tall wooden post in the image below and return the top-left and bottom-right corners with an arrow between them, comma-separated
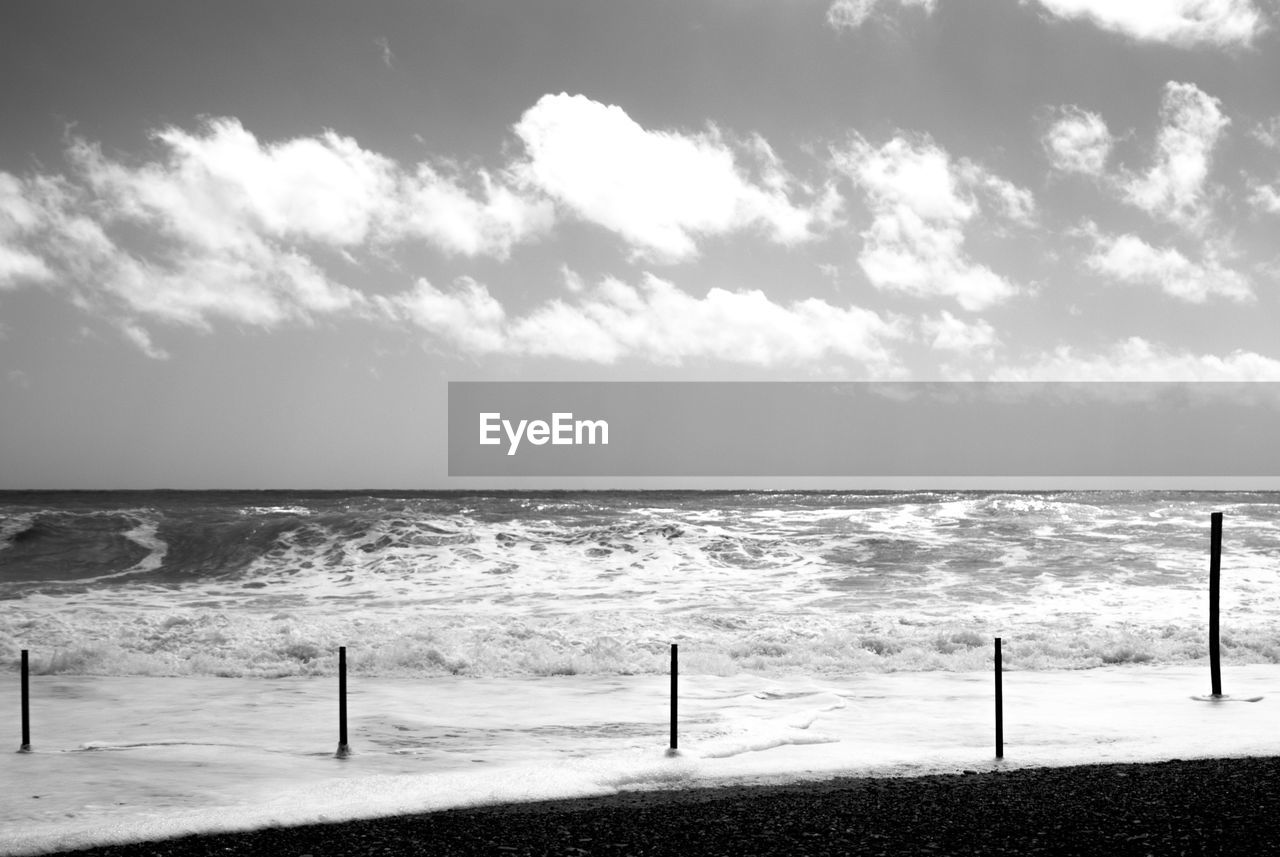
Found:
669,644 -> 678,752
994,638 -> 1003,759
336,646 -> 350,758
19,650 -> 30,753
1209,512 -> 1223,698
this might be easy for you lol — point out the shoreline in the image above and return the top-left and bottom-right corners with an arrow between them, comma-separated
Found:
32,755 -> 1280,856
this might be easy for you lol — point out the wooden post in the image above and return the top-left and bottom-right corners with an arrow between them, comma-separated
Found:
19,650 -> 30,753
336,646 -> 350,758
669,643 -> 678,752
1209,512 -> 1223,698
994,638 -> 1003,759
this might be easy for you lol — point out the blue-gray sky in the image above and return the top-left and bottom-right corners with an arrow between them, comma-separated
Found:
3,0 -> 1280,488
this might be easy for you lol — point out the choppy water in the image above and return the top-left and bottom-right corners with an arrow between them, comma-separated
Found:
3,490 -> 1279,676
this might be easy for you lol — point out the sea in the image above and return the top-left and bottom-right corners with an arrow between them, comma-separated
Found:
2,490 -> 1280,854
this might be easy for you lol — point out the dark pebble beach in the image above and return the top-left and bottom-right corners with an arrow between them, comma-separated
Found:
42,756 -> 1280,857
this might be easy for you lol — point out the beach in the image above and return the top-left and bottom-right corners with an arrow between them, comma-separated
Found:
5,665 -> 1280,855
31,755 -> 1280,856
4,491 -> 1280,853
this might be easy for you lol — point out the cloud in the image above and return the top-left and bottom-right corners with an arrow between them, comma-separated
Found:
1027,0 -> 1267,47
72,120 -> 400,251
120,322 -> 169,360
1122,82 -> 1228,226
994,337 -> 1280,381
826,0 -> 936,31
0,117 -> 559,353
512,93 -> 838,262
375,36 -> 394,68
99,243 -> 366,331
0,243 -> 52,288
834,134 -> 1030,310
1248,181 -> 1280,213
1253,115 -> 1280,149
39,131 -> 371,332
1084,228 -> 1252,302
378,276 -> 508,355
380,273 -> 908,371
392,162 -> 555,258
68,119 -> 553,261
922,311 -> 999,354
1043,106 -> 1114,175
957,162 -> 1037,226
0,172 -> 56,288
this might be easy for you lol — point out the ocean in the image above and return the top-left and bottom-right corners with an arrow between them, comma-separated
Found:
2,490 -> 1279,853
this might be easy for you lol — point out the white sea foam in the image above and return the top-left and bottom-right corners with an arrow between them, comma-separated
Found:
3,667 -> 1279,855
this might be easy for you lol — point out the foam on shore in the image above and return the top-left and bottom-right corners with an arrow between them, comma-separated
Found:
4,665 -> 1278,855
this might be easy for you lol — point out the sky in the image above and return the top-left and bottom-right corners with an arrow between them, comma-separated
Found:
2,0 -> 1280,489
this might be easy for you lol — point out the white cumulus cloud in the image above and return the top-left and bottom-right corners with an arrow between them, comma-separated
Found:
1084,229 -> 1252,302
73,121 -> 398,251
393,162 -> 554,258
1043,106 -> 1114,176
834,135 -> 1030,310
513,93 -> 838,262
1123,82 -> 1228,226
58,130 -> 371,331
1028,0 -> 1267,47
0,117 -> 560,353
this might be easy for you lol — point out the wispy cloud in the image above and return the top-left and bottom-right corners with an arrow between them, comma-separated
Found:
1252,115 -> 1280,149
994,337 -> 1280,381
1248,180 -> 1280,213
826,0 -> 935,31
0,173 -> 56,288
1027,0 -> 1267,48
922,311 -> 999,355
379,273 -> 908,372
120,322 -> 169,360
375,36 -> 394,68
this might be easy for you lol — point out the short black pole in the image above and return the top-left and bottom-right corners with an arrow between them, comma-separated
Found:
994,637 -> 1003,759
19,649 -> 30,753
669,643 -> 678,752
336,646 -> 350,758
1209,512 -> 1223,698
